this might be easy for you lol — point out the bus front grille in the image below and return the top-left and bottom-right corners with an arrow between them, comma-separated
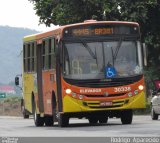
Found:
84,93 -> 126,98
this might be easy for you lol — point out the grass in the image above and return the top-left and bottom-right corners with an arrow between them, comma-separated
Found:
0,96 -> 22,116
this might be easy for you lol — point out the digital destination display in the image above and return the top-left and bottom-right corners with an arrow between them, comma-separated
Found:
72,28 -> 114,36
63,24 -> 139,37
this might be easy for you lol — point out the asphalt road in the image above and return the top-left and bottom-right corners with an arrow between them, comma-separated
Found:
0,115 -> 160,137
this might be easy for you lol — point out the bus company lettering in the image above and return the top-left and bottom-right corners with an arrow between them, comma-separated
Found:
80,89 -> 101,93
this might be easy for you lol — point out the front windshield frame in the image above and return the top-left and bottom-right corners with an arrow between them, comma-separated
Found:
62,37 -> 143,80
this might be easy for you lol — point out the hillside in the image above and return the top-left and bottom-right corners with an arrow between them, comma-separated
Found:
0,26 -> 38,84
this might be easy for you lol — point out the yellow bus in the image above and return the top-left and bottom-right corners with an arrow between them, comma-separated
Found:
15,20 -> 146,127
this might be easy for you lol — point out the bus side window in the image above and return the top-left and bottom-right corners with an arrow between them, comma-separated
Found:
42,38 -> 56,70
42,38 -> 54,70
23,42 -> 36,73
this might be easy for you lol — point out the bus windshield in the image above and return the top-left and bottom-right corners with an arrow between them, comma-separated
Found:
63,40 -> 142,80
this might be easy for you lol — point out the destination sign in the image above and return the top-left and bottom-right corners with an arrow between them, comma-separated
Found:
63,24 -> 139,37
72,28 -> 114,36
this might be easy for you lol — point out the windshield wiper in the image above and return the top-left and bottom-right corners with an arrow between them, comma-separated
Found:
82,42 -> 97,59
113,37 -> 123,61
108,38 -> 123,66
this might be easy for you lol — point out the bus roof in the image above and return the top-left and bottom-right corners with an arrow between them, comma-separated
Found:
23,20 -> 139,43
62,20 -> 139,28
23,27 -> 60,42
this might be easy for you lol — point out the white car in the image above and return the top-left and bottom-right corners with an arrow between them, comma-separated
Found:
151,89 -> 160,120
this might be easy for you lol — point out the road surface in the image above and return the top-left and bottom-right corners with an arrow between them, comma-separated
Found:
0,115 -> 160,137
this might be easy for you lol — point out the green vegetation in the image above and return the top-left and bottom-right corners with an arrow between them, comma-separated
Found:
0,96 -> 22,116
2,96 -> 22,103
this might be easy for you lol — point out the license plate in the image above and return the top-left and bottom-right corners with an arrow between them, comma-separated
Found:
100,101 -> 112,106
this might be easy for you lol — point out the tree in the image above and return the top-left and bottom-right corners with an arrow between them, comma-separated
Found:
30,0 -> 137,25
29,0 -> 109,26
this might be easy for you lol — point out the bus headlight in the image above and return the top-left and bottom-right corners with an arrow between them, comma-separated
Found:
65,89 -> 72,94
138,85 -> 144,91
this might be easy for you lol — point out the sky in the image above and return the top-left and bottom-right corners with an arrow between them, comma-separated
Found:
0,0 -> 55,31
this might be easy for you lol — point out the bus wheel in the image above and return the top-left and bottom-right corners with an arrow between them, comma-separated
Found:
32,100 -> 44,127
121,110 -> 133,124
58,114 -> 69,127
88,117 -> 98,125
151,106 -> 158,120
45,116 -> 54,126
99,117 -> 108,124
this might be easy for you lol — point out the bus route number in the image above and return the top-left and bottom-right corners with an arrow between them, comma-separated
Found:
114,87 -> 131,93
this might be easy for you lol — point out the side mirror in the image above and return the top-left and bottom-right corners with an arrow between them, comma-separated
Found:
142,43 -> 147,67
15,77 -> 19,86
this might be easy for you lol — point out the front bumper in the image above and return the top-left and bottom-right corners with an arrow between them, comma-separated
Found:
63,91 -> 146,113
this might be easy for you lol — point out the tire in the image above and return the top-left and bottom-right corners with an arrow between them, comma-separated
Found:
99,117 -> 108,124
45,116 -> 54,126
58,114 -> 69,127
121,110 -> 133,124
32,99 -> 44,127
151,106 -> 158,120
88,117 -> 98,125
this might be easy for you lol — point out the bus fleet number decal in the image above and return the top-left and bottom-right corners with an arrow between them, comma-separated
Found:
114,87 -> 131,93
